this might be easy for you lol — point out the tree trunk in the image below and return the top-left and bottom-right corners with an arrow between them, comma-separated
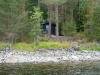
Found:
55,4 -> 59,36
48,6 -> 52,36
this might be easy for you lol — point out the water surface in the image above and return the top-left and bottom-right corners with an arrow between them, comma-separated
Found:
0,61 -> 100,75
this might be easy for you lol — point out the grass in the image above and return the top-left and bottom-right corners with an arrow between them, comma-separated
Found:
12,41 -> 70,51
80,42 -> 100,51
0,42 -> 6,49
0,41 -> 100,52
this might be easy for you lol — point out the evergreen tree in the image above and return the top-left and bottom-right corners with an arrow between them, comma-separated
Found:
29,7 -> 43,43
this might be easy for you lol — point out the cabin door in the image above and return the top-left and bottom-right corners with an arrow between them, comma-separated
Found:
51,23 -> 56,35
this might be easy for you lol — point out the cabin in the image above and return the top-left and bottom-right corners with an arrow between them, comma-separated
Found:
42,20 -> 58,35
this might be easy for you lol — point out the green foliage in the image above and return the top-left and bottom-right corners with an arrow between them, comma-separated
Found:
62,20 -> 76,36
37,41 -> 69,49
13,43 -> 35,51
92,1 -> 100,41
27,0 -> 38,16
0,0 -> 28,33
80,42 -> 100,51
41,0 -> 68,5
12,41 -> 69,51
1,41 -> 99,51
73,0 -> 88,32
29,7 -> 43,42
0,42 -> 7,49
0,0 -> 28,43
84,0 -> 100,41
0,0 -> 100,50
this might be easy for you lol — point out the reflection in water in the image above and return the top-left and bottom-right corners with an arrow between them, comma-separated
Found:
0,61 -> 100,75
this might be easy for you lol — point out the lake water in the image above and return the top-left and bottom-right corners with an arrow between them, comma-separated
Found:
0,61 -> 100,75
0,50 -> 100,75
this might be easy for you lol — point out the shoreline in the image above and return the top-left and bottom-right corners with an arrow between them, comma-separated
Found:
0,49 -> 100,64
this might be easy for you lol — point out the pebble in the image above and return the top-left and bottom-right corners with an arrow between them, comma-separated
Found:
0,48 -> 100,63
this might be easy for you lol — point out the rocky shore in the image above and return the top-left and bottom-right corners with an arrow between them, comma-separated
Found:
0,48 -> 100,63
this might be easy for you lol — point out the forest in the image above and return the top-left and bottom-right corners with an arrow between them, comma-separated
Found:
0,0 -> 100,51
